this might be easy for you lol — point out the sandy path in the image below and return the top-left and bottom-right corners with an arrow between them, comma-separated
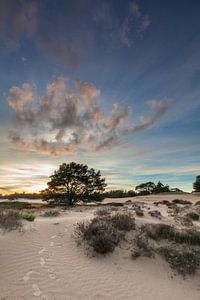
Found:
0,210 -> 200,300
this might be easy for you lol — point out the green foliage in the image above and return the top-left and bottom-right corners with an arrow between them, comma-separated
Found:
135,209 -> 144,217
19,211 -> 35,221
42,162 -> 107,205
193,175 -> 200,192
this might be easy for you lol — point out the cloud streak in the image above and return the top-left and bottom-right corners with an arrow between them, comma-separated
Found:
0,0 -> 78,69
6,78 -> 169,155
93,1 -> 151,48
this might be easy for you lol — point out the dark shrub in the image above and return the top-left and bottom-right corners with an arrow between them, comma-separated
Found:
143,223 -> 200,246
160,247 -> 200,276
135,209 -> 144,217
110,212 -> 135,231
172,199 -> 192,205
142,223 -> 174,240
0,210 -> 22,231
104,202 -> 124,207
95,209 -> 111,217
148,210 -> 162,219
0,201 -> 32,210
185,212 -> 199,221
132,233 -> 153,259
75,216 -> 122,254
43,210 -> 60,217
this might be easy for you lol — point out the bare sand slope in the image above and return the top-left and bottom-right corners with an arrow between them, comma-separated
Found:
0,208 -> 200,300
103,193 -> 200,204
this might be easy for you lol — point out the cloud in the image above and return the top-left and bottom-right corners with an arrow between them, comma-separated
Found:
0,0 -> 78,69
139,15 -> 151,32
7,83 -> 33,112
0,0 -> 38,52
122,99 -> 170,134
129,2 -> 141,18
93,1 -> 151,48
6,78 -> 169,155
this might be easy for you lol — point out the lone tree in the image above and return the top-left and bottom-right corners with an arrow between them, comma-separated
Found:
193,175 -> 200,192
42,162 -> 107,205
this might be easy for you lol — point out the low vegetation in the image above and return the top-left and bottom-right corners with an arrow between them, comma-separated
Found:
142,223 -> 200,246
135,209 -> 144,217
0,201 -> 32,210
75,212 -> 135,254
42,210 -> 60,217
172,199 -> 192,205
0,210 -> 22,231
159,247 -> 200,276
19,211 -> 35,221
0,209 -> 36,231
185,212 -> 199,221
95,209 -> 111,217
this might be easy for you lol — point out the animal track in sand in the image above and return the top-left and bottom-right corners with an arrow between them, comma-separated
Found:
32,284 -> 42,297
40,257 -> 46,266
48,268 -> 56,280
23,270 -> 34,282
23,270 -> 39,282
38,247 -> 46,255
50,235 -> 57,239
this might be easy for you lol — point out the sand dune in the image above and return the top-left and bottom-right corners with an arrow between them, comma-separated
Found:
1,195 -> 200,300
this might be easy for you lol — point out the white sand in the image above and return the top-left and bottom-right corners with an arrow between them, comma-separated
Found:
0,194 -> 200,300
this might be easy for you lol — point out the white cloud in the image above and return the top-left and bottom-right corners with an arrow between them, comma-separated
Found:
6,78 -> 169,155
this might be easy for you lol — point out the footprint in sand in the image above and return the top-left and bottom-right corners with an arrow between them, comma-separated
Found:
64,228 -> 68,232
48,273 -> 56,280
50,241 -> 54,247
23,271 -> 40,282
40,257 -> 46,266
23,270 -> 34,282
50,235 -> 57,239
38,247 -> 46,255
32,284 -> 42,297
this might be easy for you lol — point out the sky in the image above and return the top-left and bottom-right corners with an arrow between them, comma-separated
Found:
0,0 -> 200,194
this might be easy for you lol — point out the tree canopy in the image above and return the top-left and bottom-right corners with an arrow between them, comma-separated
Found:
42,162 -> 107,204
135,181 -> 171,195
193,175 -> 200,192
135,182 -> 156,195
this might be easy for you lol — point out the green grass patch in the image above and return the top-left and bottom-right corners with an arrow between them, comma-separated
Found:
19,211 -> 35,221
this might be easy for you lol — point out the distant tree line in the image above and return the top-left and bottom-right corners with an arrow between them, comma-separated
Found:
103,189 -> 136,198
193,175 -> 200,192
134,181 -> 182,195
1,162 -> 199,203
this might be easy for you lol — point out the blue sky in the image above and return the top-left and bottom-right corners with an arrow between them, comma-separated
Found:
0,0 -> 200,194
